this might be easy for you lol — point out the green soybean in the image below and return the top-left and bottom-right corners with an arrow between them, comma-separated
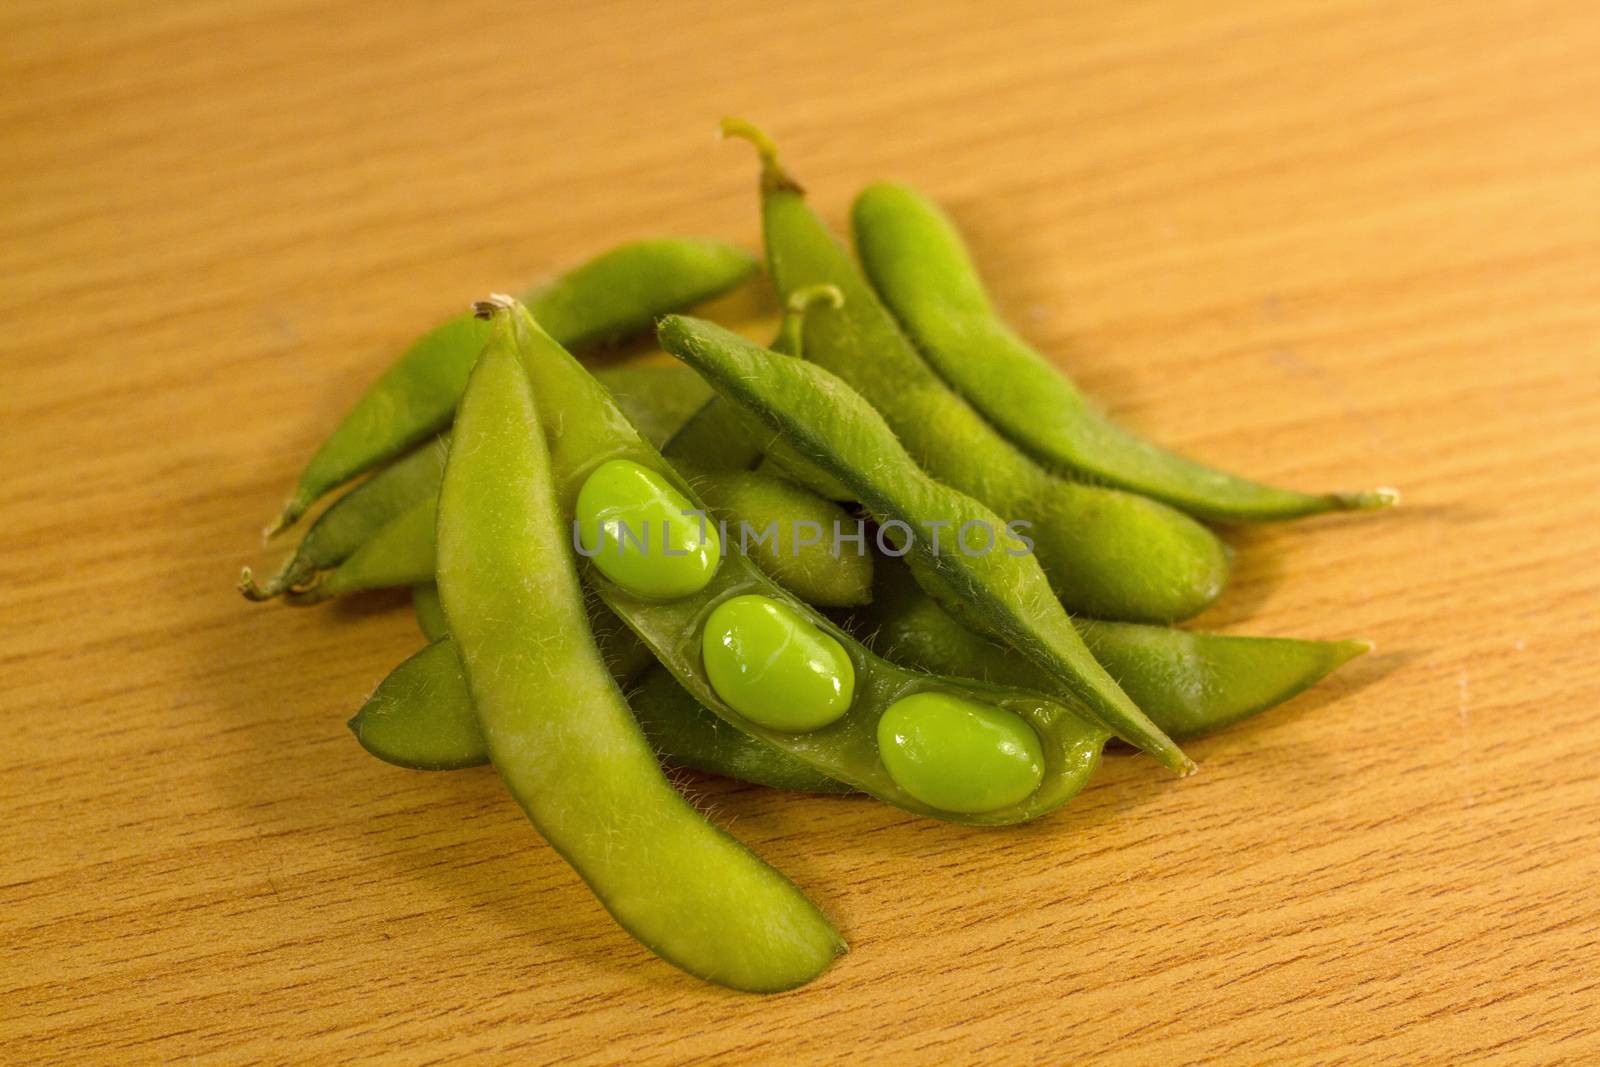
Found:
878,693 -> 1045,814
436,315 -> 841,993
501,295 -> 1108,824
350,639 -> 849,794
852,182 -> 1399,523
720,119 -> 1228,623
575,459 -> 722,600
267,238 -> 759,537
659,312 -> 1192,776
702,595 -> 855,732
860,561 -> 1371,739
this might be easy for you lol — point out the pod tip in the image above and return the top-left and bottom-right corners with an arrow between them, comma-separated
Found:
472,293 -> 517,320
238,566 -> 277,602
1343,486 -> 1400,510
1335,638 -> 1376,666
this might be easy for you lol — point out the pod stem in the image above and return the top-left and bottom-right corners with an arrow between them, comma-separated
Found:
472,293 -> 517,320
238,555 -> 319,602
237,566 -> 278,602
776,284 -> 844,358
720,117 -> 803,195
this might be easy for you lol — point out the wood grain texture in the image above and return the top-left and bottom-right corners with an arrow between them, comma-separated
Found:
4,0 -> 1598,1062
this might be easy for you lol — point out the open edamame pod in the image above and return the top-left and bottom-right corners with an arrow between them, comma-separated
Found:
858,562 -> 1372,739
266,238 -> 759,537
436,317 -> 841,993
851,183 -> 1398,523
659,314 -> 1194,776
719,119 -> 1228,623
350,640 -> 850,794
491,295 -> 1112,821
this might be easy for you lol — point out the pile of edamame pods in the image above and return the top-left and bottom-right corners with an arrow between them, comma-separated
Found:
240,119 -> 1396,992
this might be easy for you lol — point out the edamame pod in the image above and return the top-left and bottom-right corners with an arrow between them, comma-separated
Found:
499,296 -> 1110,823
684,466 -> 874,607
859,562 -> 1370,739
350,639 -> 849,794
720,119 -> 1229,623
436,318 -> 841,993
241,434 -> 450,600
594,364 -> 714,451
851,182 -> 1398,523
658,313 -> 1193,775
267,238 -> 759,536
412,583 -> 448,642
285,494 -> 437,603
660,284 -> 850,506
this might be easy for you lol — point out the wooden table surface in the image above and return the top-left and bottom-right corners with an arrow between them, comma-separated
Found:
6,1 -> 1598,1062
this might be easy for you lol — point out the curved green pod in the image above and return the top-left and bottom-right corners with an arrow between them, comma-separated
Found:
350,639 -> 850,794
266,238 -> 759,537
436,323 -> 841,993
720,120 -> 1227,623
241,434 -> 450,601
859,562 -> 1370,739
851,182 -> 1398,523
499,296 -> 1109,823
661,284 -> 854,507
660,312 -> 1191,775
